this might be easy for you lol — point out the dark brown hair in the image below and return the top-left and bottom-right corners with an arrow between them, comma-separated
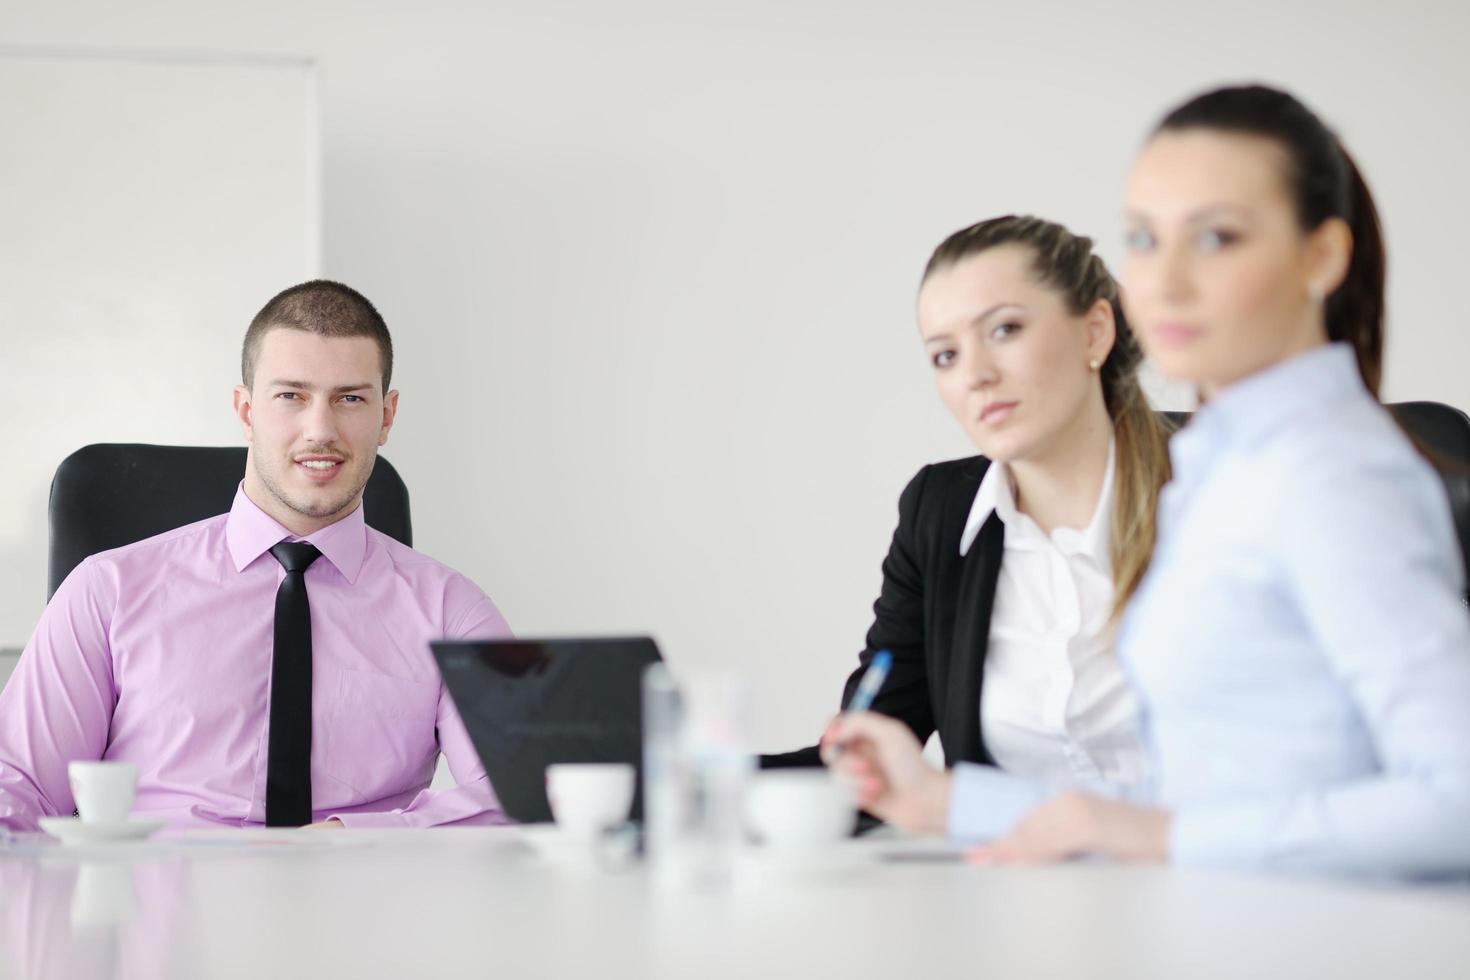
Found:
923,215 -> 1173,616
242,280 -> 394,394
1155,84 -> 1386,396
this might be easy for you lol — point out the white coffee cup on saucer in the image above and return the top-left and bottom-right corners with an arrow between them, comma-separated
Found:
545,763 -> 635,838
747,770 -> 856,848
68,761 -> 139,824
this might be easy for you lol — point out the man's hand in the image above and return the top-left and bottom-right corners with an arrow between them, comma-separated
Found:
820,711 -> 950,835
968,792 -> 1172,864
304,817 -> 344,830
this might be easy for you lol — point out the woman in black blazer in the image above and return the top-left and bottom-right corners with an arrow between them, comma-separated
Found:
765,216 -> 1172,837
764,452 -> 1017,771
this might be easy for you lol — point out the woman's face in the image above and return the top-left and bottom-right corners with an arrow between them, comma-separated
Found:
1122,129 -> 1347,392
917,244 -> 1114,464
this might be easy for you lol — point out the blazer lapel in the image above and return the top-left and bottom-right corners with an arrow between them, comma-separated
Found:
941,510 -> 1004,766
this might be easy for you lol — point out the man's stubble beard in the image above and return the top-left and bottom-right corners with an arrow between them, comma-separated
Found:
254,451 -> 376,521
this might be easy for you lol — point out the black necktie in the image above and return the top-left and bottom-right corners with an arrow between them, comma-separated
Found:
266,541 -> 321,827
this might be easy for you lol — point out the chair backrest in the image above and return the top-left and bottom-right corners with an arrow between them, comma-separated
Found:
1159,402 -> 1470,597
1387,401 -> 1470,594
0,649 -> 19,694
47,444 -> 413,599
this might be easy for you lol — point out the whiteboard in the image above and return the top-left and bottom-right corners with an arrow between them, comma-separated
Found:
0,48 -> 320,647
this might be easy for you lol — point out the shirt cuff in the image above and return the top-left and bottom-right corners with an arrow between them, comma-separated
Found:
326,780 -> 511,830
946,762 -> 1050,842
1169,800 -> 1281,868
326,808 -> 413,830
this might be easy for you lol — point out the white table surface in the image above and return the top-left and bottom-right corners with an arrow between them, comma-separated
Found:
2,826 -> 1467,980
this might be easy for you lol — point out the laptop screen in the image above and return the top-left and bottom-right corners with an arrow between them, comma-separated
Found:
430,637 -> 662,823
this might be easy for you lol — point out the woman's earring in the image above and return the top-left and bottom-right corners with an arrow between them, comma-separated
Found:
1089,358 -> 1101,372
1308,283 -> 1325,304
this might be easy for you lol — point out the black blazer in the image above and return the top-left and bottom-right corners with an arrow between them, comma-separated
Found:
763,455 -> 1004,770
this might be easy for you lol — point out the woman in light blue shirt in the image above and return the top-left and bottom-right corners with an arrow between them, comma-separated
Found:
828,84 -> 1470,877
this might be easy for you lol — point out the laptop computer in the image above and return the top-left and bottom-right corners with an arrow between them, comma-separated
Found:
430,636 -> 662,824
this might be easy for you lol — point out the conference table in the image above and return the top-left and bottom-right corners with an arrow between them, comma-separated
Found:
1,826 -> 1467,979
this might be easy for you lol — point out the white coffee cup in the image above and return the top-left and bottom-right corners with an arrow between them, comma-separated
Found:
68,761 -> 138,824
747,770 -> 856,848
545,763 -> 635,838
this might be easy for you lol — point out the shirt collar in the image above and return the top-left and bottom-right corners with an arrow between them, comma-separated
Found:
959,437 -> 1116,568
225,484 -> 368,583
1077,441 -> 1117,565
1170,342 -> 1364,475
959,456 -> 1016,557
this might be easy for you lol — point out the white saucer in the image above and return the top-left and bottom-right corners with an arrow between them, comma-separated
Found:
516,824 -> 639,867
516,824 -> 600,859
38,816 -> 165,845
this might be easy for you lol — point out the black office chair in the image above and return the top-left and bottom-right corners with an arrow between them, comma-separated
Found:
47,444 -> 413,599
1162,402 -> 1470,600
1390,402 -> 1470,601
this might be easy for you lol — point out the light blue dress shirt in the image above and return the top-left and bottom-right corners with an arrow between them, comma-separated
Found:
949,343 -> 1470,877
1123,343 -> 1470,877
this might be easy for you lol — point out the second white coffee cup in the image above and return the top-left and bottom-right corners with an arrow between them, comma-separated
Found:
747,770 -> 856,847
68,761 -> 139,824
545,763 -> 635,838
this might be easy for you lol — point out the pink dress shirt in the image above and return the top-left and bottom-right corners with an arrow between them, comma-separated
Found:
0,486 -> 512,831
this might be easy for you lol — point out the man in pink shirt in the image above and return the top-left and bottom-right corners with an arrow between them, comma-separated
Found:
0,280 -> 511,831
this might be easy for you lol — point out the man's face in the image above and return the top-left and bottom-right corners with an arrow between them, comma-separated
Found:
233,328 -> 398,535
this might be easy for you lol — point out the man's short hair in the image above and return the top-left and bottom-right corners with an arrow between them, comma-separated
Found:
242,280 -> 394,393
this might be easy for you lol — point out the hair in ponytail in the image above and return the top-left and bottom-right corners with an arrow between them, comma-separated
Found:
923,216 -> 1173,616
1155,85 -> 1386,396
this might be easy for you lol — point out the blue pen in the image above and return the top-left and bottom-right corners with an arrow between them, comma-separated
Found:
828,650 -> 893,758
845,649 -> 893,714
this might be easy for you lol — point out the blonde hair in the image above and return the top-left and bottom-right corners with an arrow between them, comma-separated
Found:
923,215 -> 1174,616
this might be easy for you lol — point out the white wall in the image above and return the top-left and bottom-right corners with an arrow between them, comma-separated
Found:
1,0 -> 1466,752
0,47 -> 319,649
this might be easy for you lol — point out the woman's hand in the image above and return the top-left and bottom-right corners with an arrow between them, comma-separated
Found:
968,792 -> 1172,864
821,711 -> 951,835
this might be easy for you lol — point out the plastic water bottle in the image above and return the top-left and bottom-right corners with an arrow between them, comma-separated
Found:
641,664 -> 753,888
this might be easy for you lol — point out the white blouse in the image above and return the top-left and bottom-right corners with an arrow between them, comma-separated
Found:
947,441 -> 1147,838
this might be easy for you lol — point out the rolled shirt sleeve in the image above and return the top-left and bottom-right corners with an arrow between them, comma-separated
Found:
947,762 -> 1050,842
0,559 -> 118,832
